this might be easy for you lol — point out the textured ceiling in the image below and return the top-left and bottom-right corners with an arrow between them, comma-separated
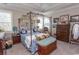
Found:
0,3 -> 79,14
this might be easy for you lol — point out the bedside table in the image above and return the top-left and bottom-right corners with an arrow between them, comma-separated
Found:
0,39 -> 6,55
12,35 -> 21,44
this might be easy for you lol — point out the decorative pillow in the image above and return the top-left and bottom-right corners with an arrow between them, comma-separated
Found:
36,35 -> 45,41
36,36 -> 42,41
44,34 -> 49,38
20,29 -> 27,34
36,33 -> 50,41
40,35 -> 46,39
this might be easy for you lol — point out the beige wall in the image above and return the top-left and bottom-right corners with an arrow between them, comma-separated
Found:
52,7 -> 79,18
0,9 -> 28,31
1,6 -> 79,32
51,7 -> 79,36
12,12 -> 38,31
12,11 -> 26,28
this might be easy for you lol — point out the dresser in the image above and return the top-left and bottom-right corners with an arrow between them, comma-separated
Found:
12,34 -> 21,44
56,24 -> 70,42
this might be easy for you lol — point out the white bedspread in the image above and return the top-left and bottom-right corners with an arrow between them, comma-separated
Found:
24,33 -> 45,48
21,32 -> 50,54
25,35 -> 36,48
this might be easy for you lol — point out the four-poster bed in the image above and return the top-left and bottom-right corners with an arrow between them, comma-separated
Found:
18,12 -> 57,54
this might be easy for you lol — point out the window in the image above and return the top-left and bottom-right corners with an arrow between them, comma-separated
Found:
37,17 -> 50,30
0,12 -> 12,31
44,17 -> 50,29
37,16 -> 43,29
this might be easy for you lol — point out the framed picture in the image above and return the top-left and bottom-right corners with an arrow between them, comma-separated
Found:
37,19 -> 40,23
52,24 -> 56,28
70,15 -> 79,22
59,15 -> 69,24
53,18 -> 59,23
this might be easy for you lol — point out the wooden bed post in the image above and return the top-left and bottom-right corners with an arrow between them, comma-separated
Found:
43,16 -> 44,30
18,18 -> 20,32
29,12 -> 32,46
50,17 -> 52,36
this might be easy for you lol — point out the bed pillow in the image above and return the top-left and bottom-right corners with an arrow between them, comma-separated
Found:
44,34 -> 49,38
36,35 -> 45,41
36,33 -> 50,41
20,29 -> 27,34
36,36 -> 41,41
40,35 -> 46,39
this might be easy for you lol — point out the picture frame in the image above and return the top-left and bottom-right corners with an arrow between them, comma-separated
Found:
70,15 -> 79,22
52,24 -> 56,28
59,15 -> 69,24
37,19 -> 40,23
53,18 -> 59,23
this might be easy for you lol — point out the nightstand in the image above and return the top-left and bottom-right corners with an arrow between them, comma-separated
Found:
12,34 -> 21,44
0,39 -> 6,55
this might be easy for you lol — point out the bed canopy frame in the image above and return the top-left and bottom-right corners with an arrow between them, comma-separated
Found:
18,11 -> 52,46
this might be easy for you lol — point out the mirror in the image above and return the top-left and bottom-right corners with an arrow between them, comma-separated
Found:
71,23 -> 79,40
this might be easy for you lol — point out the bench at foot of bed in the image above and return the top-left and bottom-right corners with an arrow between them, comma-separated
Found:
37,37 -> 57,55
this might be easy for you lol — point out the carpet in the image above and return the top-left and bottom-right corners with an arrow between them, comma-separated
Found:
6,40 -> 79,55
